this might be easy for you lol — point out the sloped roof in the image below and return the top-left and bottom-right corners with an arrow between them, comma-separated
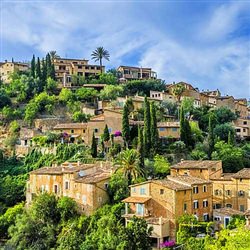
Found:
214,207 -> 244,216
152,179 -> 191,191
167,175 -> 211,185
122,196 -> 151,203
74,169 -> 111,184
54,123 -> 87,129
232,168 -> 250,179
171,160 -> 221,170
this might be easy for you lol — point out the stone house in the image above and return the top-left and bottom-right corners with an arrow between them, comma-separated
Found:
26,161 -> 112,215
0,61 -> 29,83
123,175 -> 212,248
233,118 -> 250,139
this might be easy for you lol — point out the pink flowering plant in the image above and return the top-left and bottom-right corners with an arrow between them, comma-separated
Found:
114,131 -> 122,137
160,240 -> 176,249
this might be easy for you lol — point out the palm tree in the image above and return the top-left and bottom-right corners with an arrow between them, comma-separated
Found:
91,47 -> 110,73
49,51 -> 60,61
114,149 -> 143,185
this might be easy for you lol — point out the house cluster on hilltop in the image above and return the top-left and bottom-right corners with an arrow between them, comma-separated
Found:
27,159 -> 250,249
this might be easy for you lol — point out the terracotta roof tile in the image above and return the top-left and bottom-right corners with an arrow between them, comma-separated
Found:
171,160 -> 221,170
54,123 -> 87,129
74,169 -> 111,184
122,196 -> 151,203
167,175 -> 211,185
232,168 -> 250,179
214,207 -> 244,216
152,179 -> 191,191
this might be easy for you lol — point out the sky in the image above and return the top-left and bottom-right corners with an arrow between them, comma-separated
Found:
1,0 -> 250,98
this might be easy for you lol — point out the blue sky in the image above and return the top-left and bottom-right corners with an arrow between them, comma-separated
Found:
1,0 -> 250,98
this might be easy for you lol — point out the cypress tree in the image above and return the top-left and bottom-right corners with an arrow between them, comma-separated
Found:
31,54 -> 36,78
228,130 -> 234,145
208,113 -> 215,159
150,102 -> 158,156
91,133 -> 97,158
36,57 -> 41,79
46,53 -> 52,78
143,96 -> 151,156
103,124 -> 110,142
137,125 -> 144,167
180,105 -> 186,143
41,59 -> 47,83
122,102 -> 130,148
51,62 -> 56,80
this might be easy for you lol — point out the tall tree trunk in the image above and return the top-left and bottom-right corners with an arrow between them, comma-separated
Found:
100,58 -> 102,73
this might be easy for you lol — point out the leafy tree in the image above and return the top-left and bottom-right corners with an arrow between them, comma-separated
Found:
160,100 -> 178,118
107,172 -> 129,203
98,72 -> 118,85
58,88 -> 74,103
122,102 -> 130,147
190,121 -> 203,143
49,50 -> 59,60
153,154 -> 170,178
41,58 -> 47,83
30,54 -> 36,78
214,107 -> 237,124
150,102 -> 158,156
57,196 -> 78,223
213,123 -> 235,142
91,133 -> 97,158
227,214 -> 245,229
75,87 -> 98,102
99,85 -> 123,100
45,77 -> 58,93
172,83 -> 185,103
143,96 -> 151,156
125,217 -> 153,250
91,47 -> 110,73
72,111 -> 89,122
212,141 -> 244,172
208,112 -> 216,159
192,105 -> 211,132
114,149 -> 143,185
190,149 -> 208,160
0,89 -> 11,109
181,97 -> 194,117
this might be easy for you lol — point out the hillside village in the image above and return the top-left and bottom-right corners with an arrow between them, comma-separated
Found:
0,50 -> 250,250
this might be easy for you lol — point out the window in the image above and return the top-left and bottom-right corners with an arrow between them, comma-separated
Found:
203,185 -> 207,192
82,195 -> 87,205
213,203 -> 221,209
76,193 -> 80,199
200,169 -> 203,173
136,203 -> 144,215
214,189 -> 221,196
243,121 -> 247,125
203,200 -> 208,208
240,178 -> 243,182
104,183 -> 109,189
193,186 -> 199,194
226,204 -> 232,208
83,129 -> 86,133
132,187 -> 136,193
40,185 -> 45,193
172,128 -> 177,131
160,189 -> 164,195
94,128 -> 98,133
159,127 -> 165,131
226,190 -> 231,196
71,129 -> 74,133
54,185 -> 58,194
236,128 -> 241,132
184,190 -> 186,195
98,197 -> 102,202
238,190 -> 245,197
214,216 -> 221,221
240,205 -> 245,212
193,200 -> 199,209
243,129 -> 246,132
65,181 -> 70,190
140,187 -> 146,195
108,128 -> 112,133
78,66 -> 82,69
184,203 -> 187,211
203,214 -> 209,221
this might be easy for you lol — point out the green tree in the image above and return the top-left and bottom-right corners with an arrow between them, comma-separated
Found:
107,172 -> 129,203
103,124 -> 110,142
91,47 -> 110,73
30,54 -> 36,78
143,96 -> 151,156
99,85 -> 123,100
208,112 -> 215,159
172,83 -> 185,103
45,77 -> 58,93
122,102 -> 130,148
0,89 -> 11,109
213,123 -> 235,142
212,141 -> 244,172
36,57 -> 41,79
75,87 -> 98,102
58,88 -> 74,103
125,217 -> 152,250
114,149 -> 143,185
137,126 -> 144,168
150,102 -> 158,156
41,58 -> 47,83
91,133 -> 97,158
57,196 -> 78,223
214,107 -> 237,124
153,154 -> 170,178
72,111 -> 89,123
